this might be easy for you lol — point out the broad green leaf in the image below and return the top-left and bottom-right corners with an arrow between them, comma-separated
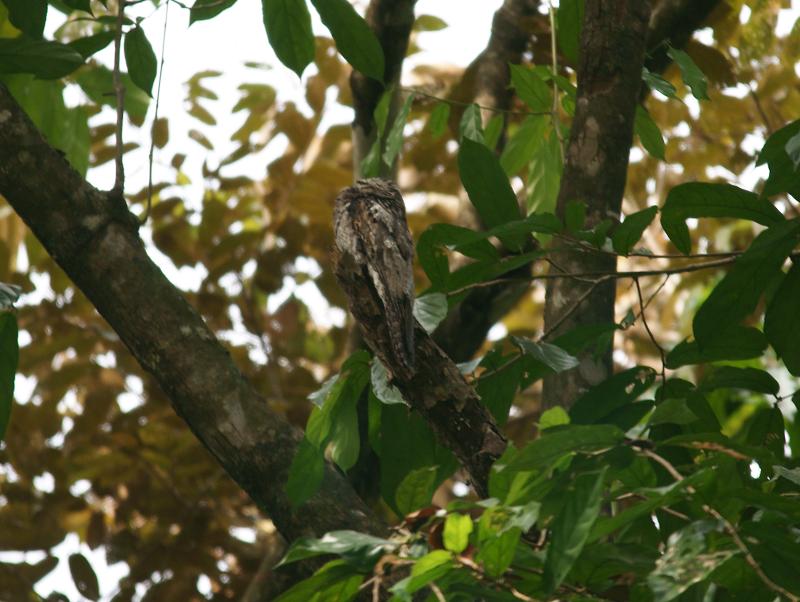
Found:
275,560 -> 362,602
526,127 -> 562,214
262,0 -> 315,77
635,105 -> 665,160
667,46 -> 709,100
68,31 -> 115,59
309,0 -> 384,81
648,523 -> 735,602
459,103 -> 483,143
539,407 -> 570,430
556,0 -> 583,63
417,223 -> 499,264
427,101 -> 450,139
665,326 -> 767,368
286,437 -> 325,507
693,219 -> 800,346
395,466 -> 438,515
370,359 -> 405,405
503,425 -> 624,475
62,0 -> 92,13
612,206 -> 657,255
391,550 -> 454,596
74,65 -> 150,125
484,113 -> 504,151
648,398 -> 698,426
757,120 -> 800,166
279,530 -> 394,569
759,120 -> 800,198
642,66 -> 677,98
510,64 -> 550,112
415,228 -> 450,287
0,37 -> 83,79
477,357 -> 523,425
189,0 -> 237,24
68,553 -> 99,601
4,0 -> 47,38
458,137 -> 524,250
382,92 -> 414,168
443,513 -> 473,554
476,527 -> 520,578
414,14 -> 447,31
359,86 -> 392,177
512,337 -> 579,373
570,367 -> 655,425
785,130 -> 800,170
124,26 -> 157,97
660,182 -> 784,254
0,313 -> 18,442
413,293 -> 447,333
699,366 -> 779,395
765,262 -> 800,375
544,467 -> 608,593
500,114 -> 547,176
565,200 -> 586,232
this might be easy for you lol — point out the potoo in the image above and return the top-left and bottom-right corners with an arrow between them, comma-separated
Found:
333,178 -> 416,374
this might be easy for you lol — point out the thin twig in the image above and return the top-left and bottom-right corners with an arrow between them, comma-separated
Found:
541,277 -> 607,341
749,87 -> 773,135
141,0 -> 170,225
634,277 -> 666,395
640,449 -> 799,602
398,86 -> 551,118
112,0 -> 127,194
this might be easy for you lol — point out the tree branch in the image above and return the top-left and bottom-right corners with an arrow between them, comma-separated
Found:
0,84 -> 385,545
541,0 -> 652,409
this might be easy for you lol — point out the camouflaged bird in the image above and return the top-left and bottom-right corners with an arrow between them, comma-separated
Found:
333,178 -> 416,374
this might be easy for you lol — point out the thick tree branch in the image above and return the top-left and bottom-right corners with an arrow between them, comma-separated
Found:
333,249 -> 506,497
541,1 -> 652,409
0,84 -> 385,545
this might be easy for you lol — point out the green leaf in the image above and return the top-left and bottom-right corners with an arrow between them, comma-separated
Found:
359,87 -> 392,177
667,46 -> 709,100
648,398 -> 698,426
279,530 -> 394,569
483,113 -> 504,151
476,527 -> 520,578
262,0 -> 315,77
785,130 -> 800,170
512,337 -> 579,373
427,101 -> 450,139
309,0 -> 384,81
275,560 -> 362,602
503,425 -> 624,475
395,466 -> 438,515
556,0 -> 583,63
413,293 -> 447,333
565,200 -> 586,232
390,550 -> 454,597
459,103 -> 483,143
0,37 -> 83,79
648,522 -> 735,602
0,314 -> 18,442
0,284 -> 20,310
443,513 -> 473,554
458,137 -> 523,250
660,182 -> 784,254
477,357 -> 522,425
414,14 -> 447,31
286,437 -> 325,508
68,31 -> 115,59
635,106 -> 665,160
382,92 -> 414,168
526,127 -> 562,214
74,65 -> 150,125
642,66 -> 677,98
759,120 -> 800,198
544,467 -> 607,593
4,0 -> 47,38
570,367 -> 655,425
765,262 -> 800,375
189,0 -> 237,24
665,326 -> 767,368
612,206 -> 658,255
693,219 -> 800,346
62,0 -> 92,13
539,406 -> 570,430
510,64 -> 550,112
699,366 -> 779,395
68,553 -> 99,601
500,114 -> 547,175
370,359 -> 405,405
124,26 -> 157,97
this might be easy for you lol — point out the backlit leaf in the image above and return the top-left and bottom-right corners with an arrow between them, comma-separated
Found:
124,26 -> 157,96
262,0 -> 315,77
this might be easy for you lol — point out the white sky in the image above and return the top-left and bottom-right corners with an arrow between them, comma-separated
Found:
14,0 -> 800,599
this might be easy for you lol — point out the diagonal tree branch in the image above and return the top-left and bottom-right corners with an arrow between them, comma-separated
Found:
541,0 -> 653,409
0,84 -> 386,545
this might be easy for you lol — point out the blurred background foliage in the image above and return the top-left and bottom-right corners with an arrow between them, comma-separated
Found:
0,0 -> 799,599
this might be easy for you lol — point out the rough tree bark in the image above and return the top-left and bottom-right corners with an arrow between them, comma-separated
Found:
541,1 -> 653,409
0,86 -> 386,546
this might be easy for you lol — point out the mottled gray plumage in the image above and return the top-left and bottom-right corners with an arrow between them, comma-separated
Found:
333,178 -> 415,373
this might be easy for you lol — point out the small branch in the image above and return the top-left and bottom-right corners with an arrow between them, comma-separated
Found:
634,277 -> 666,395
112,0 -> 127,195
541,277 -> 605,341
